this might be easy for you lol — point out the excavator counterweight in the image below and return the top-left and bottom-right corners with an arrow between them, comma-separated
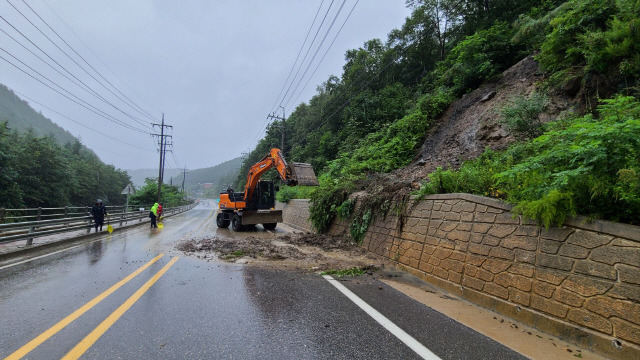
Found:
216,148 -> 317,231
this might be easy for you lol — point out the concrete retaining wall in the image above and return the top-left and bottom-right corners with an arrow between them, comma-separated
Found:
281,194 -> 640,359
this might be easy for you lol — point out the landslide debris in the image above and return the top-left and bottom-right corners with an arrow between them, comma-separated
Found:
176,233 -> 377,271
394,56 -> 575,185
177,236 -> 303,261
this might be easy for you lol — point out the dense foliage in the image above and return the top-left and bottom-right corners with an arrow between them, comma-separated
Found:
0,122 -> 130,208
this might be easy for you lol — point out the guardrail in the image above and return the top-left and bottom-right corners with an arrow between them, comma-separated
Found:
0,202 -> 197,246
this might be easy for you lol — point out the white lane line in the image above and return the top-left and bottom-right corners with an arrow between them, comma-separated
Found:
323,275 -> 441,360
0,243 -> 83,270
0,227 -> 146,271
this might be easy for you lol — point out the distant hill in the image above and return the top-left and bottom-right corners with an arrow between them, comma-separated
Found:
126,168 -> 182,188
169,156 -> 243,196
126,156 -> 242,197
0,84 -> 78,145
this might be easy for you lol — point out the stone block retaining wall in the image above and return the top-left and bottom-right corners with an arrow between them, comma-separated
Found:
323,193 -> 640,359
276,200 -> 313,232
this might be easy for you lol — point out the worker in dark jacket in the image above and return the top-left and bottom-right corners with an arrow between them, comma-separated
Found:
91,199 -> 108,232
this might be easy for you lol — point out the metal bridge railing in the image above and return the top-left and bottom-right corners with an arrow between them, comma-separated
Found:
0,203 -> 197,246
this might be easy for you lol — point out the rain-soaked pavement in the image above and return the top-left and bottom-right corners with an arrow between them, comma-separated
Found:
0,201 -> 526,360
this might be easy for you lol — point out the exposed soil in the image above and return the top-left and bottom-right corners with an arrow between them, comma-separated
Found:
394,55 -> 577,186
176,233 -> 383,271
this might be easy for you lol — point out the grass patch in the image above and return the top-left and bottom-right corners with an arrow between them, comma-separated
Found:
223,250 -> 245,259
319,266 -> 377,278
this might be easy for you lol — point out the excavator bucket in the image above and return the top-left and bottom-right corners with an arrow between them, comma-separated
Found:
289,162 -> 319,186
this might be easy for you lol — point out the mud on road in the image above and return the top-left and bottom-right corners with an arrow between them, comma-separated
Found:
176,233 -> 383,271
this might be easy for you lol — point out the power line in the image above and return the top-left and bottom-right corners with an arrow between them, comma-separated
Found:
250,0 -> 338,155
9,87 -> 155,152
269,0 -> 326,114
287,0 -> 360,109
0,16 -> 151,132
311,38 -> 420,133
40,0 -> 160,119
0,50 -> 149,133
86,143 -> 153,161
3,0 -> 154,130
170,150 -> 181,169
20,0 -> 159,122
281,0 -> 348,109
0,27 -> 115,109
0,15 -> 115,109
0,46 -> 148,133
276,0 -> 337,111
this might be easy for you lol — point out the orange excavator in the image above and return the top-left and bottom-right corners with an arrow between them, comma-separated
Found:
216,148 -> 318,231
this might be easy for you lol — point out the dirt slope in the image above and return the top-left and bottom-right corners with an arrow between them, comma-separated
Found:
394,55 -> 576,185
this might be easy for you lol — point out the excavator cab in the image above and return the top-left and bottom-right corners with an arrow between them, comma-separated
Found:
250,180 -> 276,210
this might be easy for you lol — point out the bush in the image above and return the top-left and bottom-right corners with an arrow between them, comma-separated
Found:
335,198 -> 354,220
538,0 -> 640,82
415,150 -> 507,199
499,92 -> 547,139
309,184 -> 351,233
324,88 -> 453,182
275,185 -> 316,203
349,209 -> 372,243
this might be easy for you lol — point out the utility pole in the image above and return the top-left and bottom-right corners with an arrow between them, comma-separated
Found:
181,166 -> 188,194
152,114 -> 173,203
267,106 -> 286,154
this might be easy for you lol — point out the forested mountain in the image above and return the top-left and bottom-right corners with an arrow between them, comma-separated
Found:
237,0 -> 640,229
0,86 -> 131,208
0,84 -> 78,145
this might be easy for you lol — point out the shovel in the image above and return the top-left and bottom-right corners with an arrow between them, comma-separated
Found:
157,222 -> 164,229
106,215 -> 113,233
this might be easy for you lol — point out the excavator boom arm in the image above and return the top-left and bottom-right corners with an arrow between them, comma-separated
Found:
243,148 -> 295,203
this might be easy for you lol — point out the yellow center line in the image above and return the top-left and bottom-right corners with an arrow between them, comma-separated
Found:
61,257 -> 180,360
4,253 -> 165,360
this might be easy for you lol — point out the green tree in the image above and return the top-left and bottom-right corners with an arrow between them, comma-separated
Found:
14,130 -> 71,207
130,178 -> 188,207
0,122 -> 22,208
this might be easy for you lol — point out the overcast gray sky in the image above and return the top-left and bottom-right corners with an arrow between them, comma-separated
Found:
0,0 -> 411,171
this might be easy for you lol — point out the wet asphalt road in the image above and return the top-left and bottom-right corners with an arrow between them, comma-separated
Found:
0,201 -> 526,360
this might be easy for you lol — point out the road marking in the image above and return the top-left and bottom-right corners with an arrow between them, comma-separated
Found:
0,244 -> 84,271
62,256 -> 180,360
323,275 -> 441,360
4,253 -> 165,360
